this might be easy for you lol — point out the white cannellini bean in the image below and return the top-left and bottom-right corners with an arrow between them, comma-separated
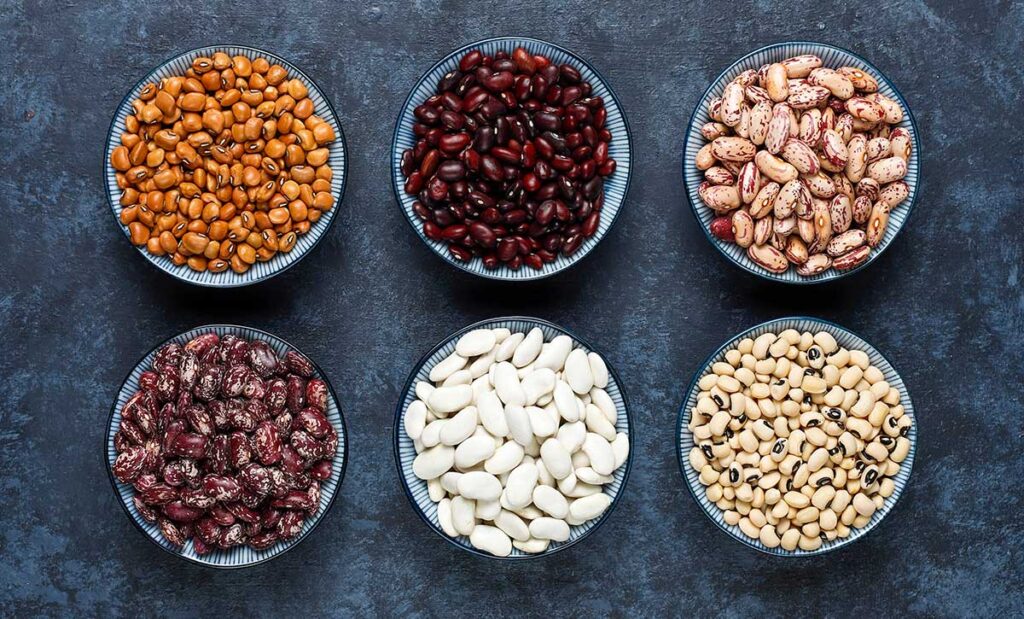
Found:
437,498 -> 457,537
492,328 -> 511,343
569,492 -> 611,521
404,400 -> 427,441
428,384 -> 473,414
553,380 -> 580,422
575,466 -> 613,485
564,349 -> 594,394
427,477 -> 445,502
456,329 -> 497,357
565,481 -> 602,498
495,509 -> 530,542
588,352 -> 609,389
533,485 -> 569,519
583,433 -> 615,476
513,537 -> 550,553
529,517 -> 570,542
420,419 -> 444,447
438,406 -> 478,445
521,368 -> 556,405
440,471 -> 462,494
535,459 -> 555,487
556,468 -> 577,495
590,388 -> 617,425
451,495 -> 476,535
429,351 -> 467,382
415,381 -> 434,403
585,403 -> 617,441
533,335 -> 572,371
527,405 -> 558,438
493,362 -> 526,406
454,435 -> 496,469
612,432 -> 629,470
494,332 -> 524,362
470,525 -> 513,557
556,421 -> 586,453
484,440 -> 524,475
457,471 -> 502,501
540,437 -> 572,479
503,461 -> 538,509
412,444 -> 454,480
476,390 -> 509,437
441,369 -> 472,387
475,498 -> 501,521
512,328 -> 544,367
504,404 -> 533,447
468,349 -> 497,378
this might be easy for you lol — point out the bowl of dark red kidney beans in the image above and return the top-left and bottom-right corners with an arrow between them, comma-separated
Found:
392,37 -> 632,280
106,325 -> 348,567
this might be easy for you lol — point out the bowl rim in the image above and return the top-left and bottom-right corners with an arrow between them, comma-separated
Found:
681,40 -> 922,285
389,35 -> 634,282
392,315 -> 635,560
104,323 -> 350,569
674,315 -> 917,556
103,43 -> 349,288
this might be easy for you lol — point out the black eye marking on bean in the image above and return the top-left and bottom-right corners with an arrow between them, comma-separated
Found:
828,446 -> 841,456
746,473 -> 760,483
807,347 -> 821,360
864,468 -> 878,485
786,479 -> 793,492
825,408 -> 843,420
729,468 -> 740,483
772,439 -> 786,454
900,427 -> 909,437
737,414 -> 747,423
701,445 -> 714,460
887,416 -> 898,428
804,395 -> 813,404
712,394 -> 724,407
855,460 -> 866,471
879,436 -> 893,446
725,428 -> 734,438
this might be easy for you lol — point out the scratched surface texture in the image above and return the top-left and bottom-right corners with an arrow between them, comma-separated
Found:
1,0 -> 1021,616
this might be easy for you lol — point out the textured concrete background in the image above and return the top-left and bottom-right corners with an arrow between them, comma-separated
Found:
1,0 -> 1022,616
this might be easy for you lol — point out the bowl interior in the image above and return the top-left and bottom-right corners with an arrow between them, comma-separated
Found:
683,42 -> 921,283
391,37 -> 632,281
105,45 -> 348,287
106,324 -> 348,568
394,317 -> 633,558
676,316 -> 917,556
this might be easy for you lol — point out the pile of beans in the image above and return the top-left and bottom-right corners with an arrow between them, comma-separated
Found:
686,328 -> 912,551
695,55 -> 913,276
112,332 -> 338,553
405,327 -> 628,556
400,47 -> 617,270
110,52 -> 337,274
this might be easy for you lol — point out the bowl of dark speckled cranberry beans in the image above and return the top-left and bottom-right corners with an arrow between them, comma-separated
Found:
106,324 -> 348,568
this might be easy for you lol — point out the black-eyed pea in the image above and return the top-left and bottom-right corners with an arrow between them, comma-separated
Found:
802,521 -> 821,539
890,437 -> 911,463
841,389 -> 858,411
698,374 -> 718,391
737,338 -> 755,355
752,333 -> 775,360
797,534 -> 822,551
801,374 -> 827,394
754,358 -> 776,375
852,513 -> 872,529
699,464 -> 719,485
706,483 -> 724,502
717,375 -> 741,393
878,478 -> 895,498
772,417 -> 790,438
724,510 -> 741,526
868,402 -> 889,427
736,483 -> 755,504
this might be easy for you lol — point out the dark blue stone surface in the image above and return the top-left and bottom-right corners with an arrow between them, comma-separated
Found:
1,0 -> 1021,615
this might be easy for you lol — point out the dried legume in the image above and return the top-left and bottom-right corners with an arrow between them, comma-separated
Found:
405,327 -> 628,555
112,331 -> 339,553
696,55 -> 913,276
686,328 -> 912,551
111,52 -> 337,274
400,47 -> 617,271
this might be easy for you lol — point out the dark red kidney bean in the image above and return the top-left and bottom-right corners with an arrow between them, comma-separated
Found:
414,104 -> 439,125
441,92 -> 462,111
535,200 -> 556,226
440,110 -> 464,130
441,224 -> 468,240
480,155 -> 503,181
582,211 -> 600,237
404,171 -> 424,195
551,155 -> 574,172
534,111 -> 560,131
524,253 -> 543,270
537,248 -> 557,262
514,75 -> 532,101
562,234 -> 583,255
482,254 -> 499,269
496,237 -> 518,262
438,70 -> 461,93
439,132 -> 471,154
572,146 -> 592,161
412,201 -> 431,221
459,50 -> 483,71
462,87 -> 489,112
449,245 -> 471,261
598,159 -> 616,176
582,125 -> 598,147
579,160 -> 596,180
420,149 -> 440,177
468,222 -> 497,248
593,141 -> 608,164
594,107 -> 607,128
427,177 -> 448,202
559,64 -> 581,83
504,209 -> 528,225
402,151 -> 417,176
480,207 -> 501,224
512,48 -> 536,74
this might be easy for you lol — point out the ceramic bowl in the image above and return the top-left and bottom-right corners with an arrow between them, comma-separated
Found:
676,316 -> 916,555
106,324 -> 348,567
391,37 -> 632,281
683,41 -> 920,284
104,44 -> 348,287
394,316 -> 633,558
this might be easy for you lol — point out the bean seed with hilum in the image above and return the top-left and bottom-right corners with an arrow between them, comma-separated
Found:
401,47 -> 618,270
699,54 -> 913,277
686,328 -> 912,551
112,331 -> 338,553
405,327 -> 628,556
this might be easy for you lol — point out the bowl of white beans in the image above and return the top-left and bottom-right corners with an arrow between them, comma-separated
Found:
677,316 -> 916,556
394,316 -> 633,559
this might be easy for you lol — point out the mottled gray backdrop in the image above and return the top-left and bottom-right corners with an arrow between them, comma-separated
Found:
1,0 -> 1021,616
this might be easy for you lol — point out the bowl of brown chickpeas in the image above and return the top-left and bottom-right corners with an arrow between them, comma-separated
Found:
104,45 -> 347,287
